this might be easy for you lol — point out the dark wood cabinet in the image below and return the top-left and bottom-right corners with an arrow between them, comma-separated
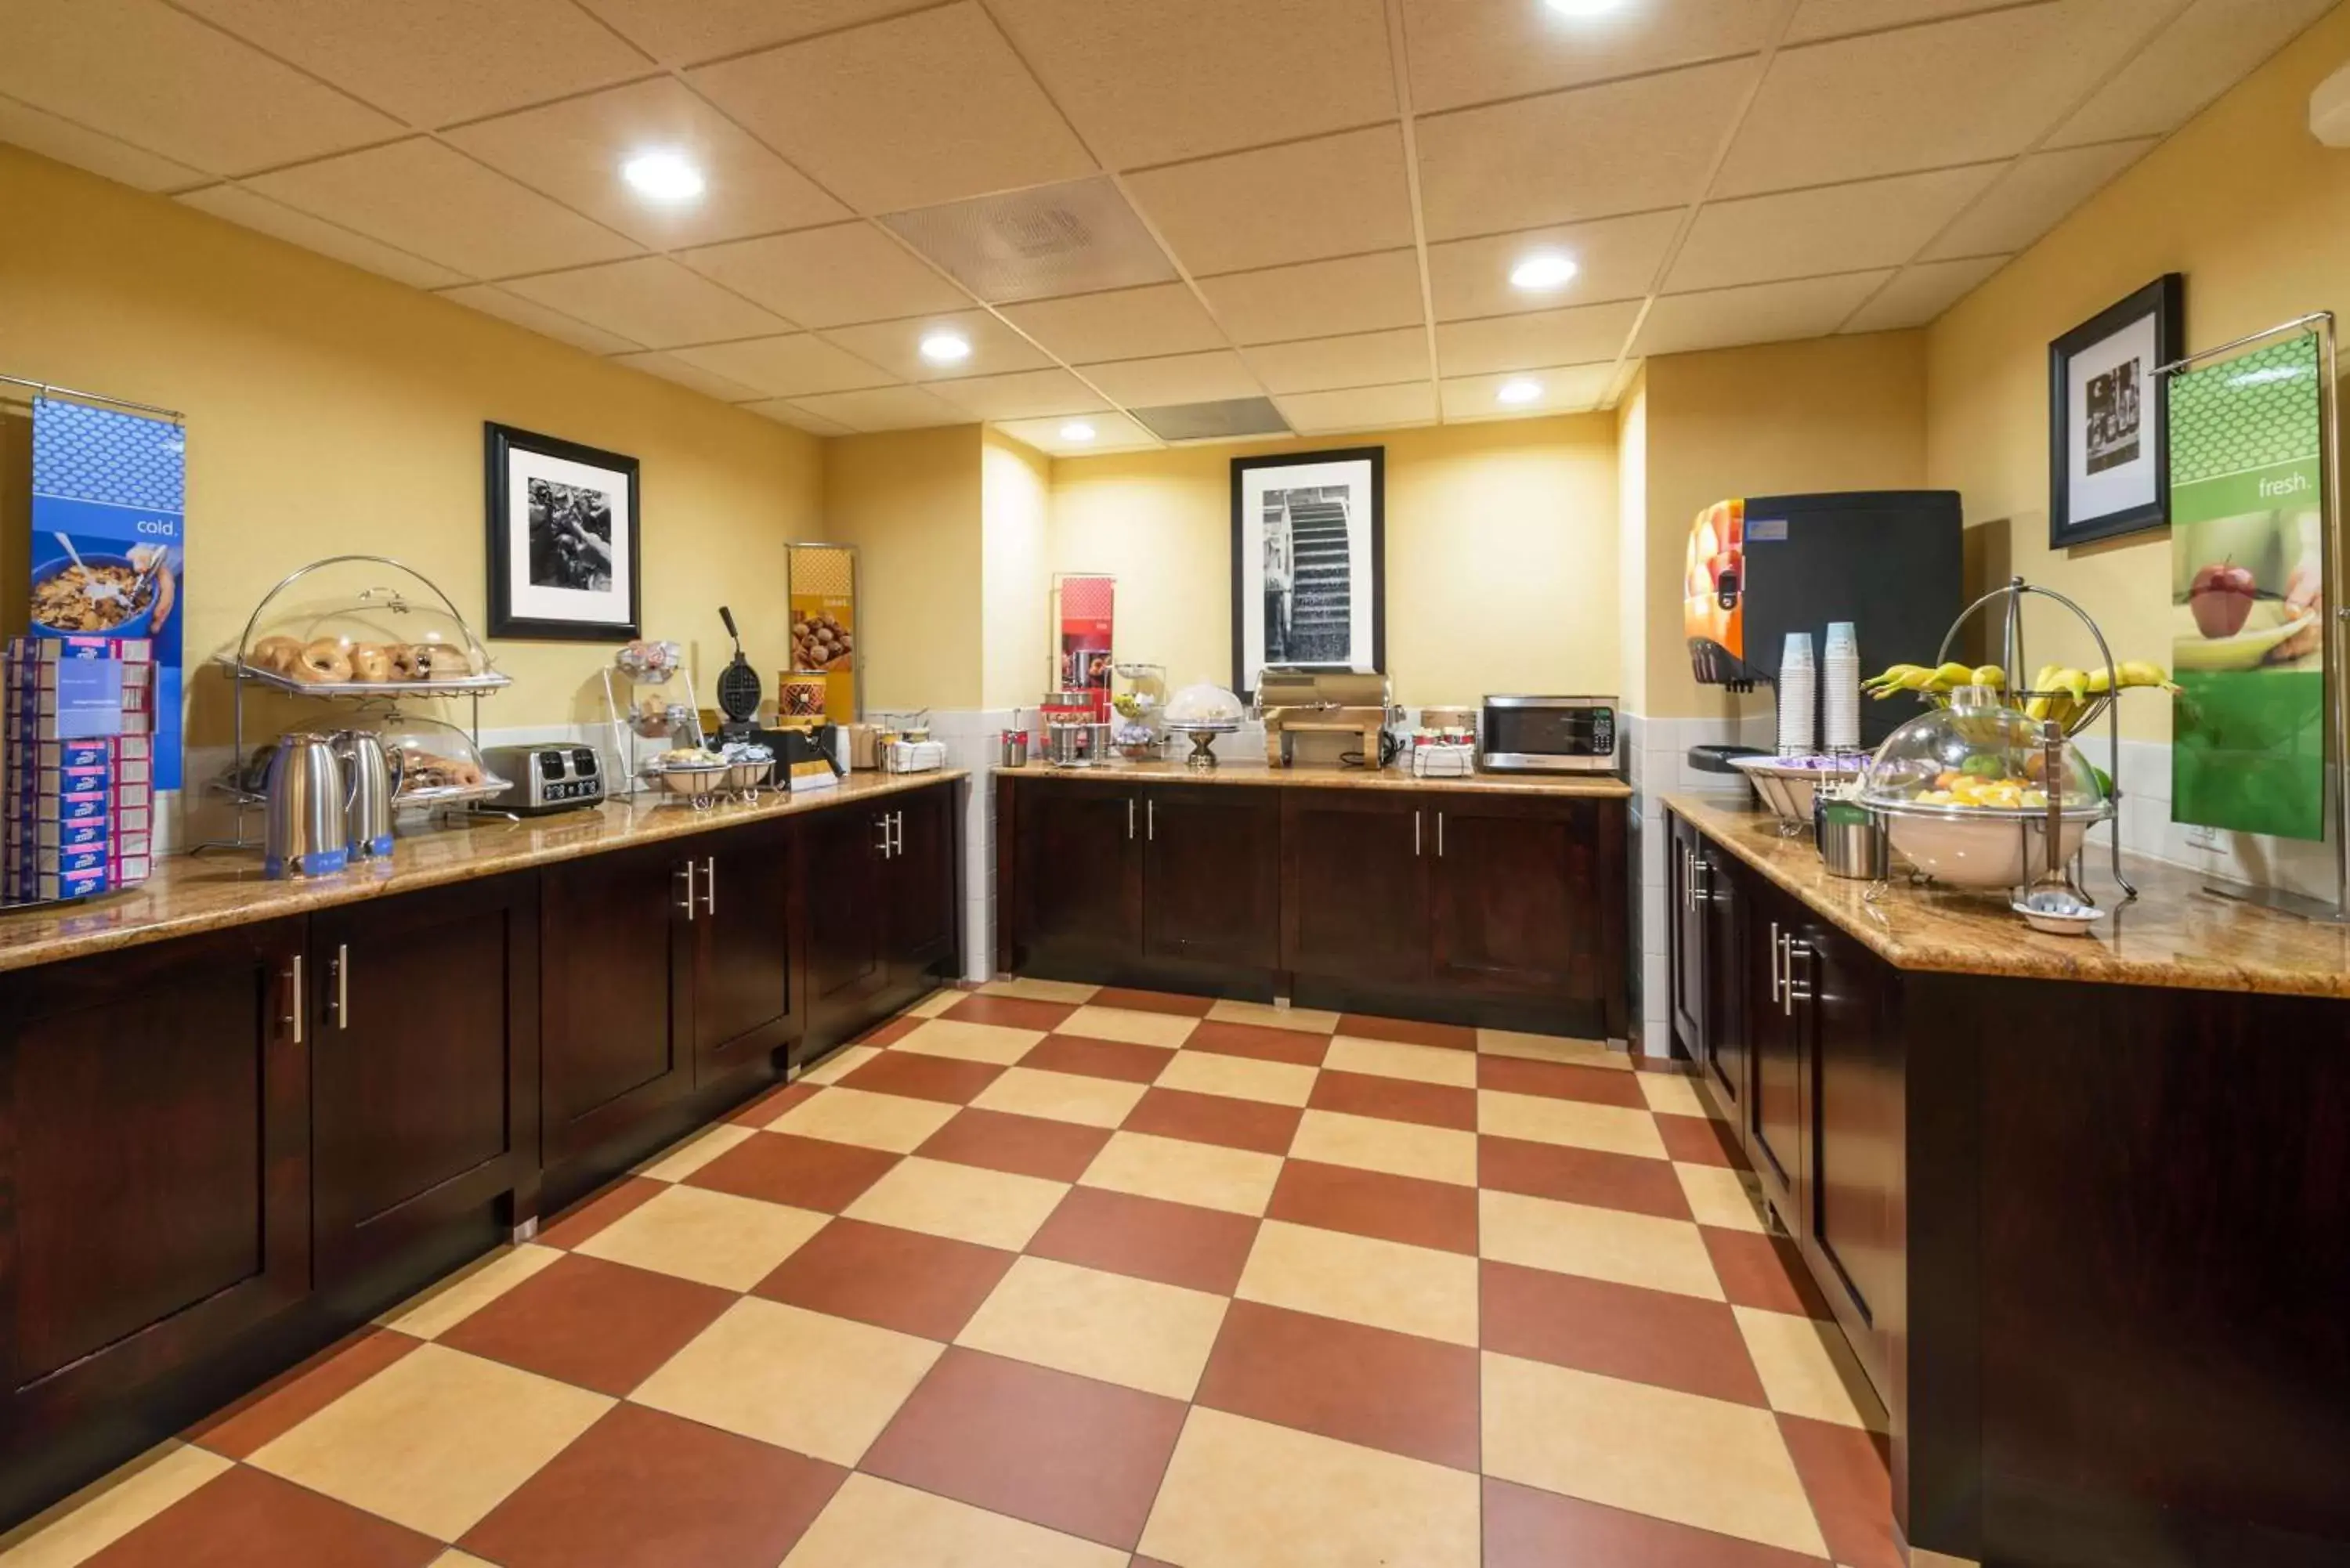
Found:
1013,779 -> 1142,973
804,783 -> 959,1058
1428,793 -> 1611,1001
1668,813 -> 1707,1055
1697,842 -> 1749,1123
1281,790 -> 1430,985
1142,787 -> 1280,970
1744,880 -> 1807,1220
689,821 -> 797,1084
883,783 -> 956,989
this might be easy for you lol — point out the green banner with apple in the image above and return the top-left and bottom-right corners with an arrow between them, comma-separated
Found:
2170,334 -> 2326,840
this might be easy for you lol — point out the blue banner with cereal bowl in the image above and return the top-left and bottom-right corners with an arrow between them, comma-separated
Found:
29,399 -> 185,789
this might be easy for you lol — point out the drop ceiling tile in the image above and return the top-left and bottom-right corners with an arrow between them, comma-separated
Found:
577,0 -> 939,67
0,0 -> 400,175
1403,0 -> 1784,114
2049,0 -> 2337,147
788,385 -> 970,432
987,0 -> 1396,168
1921,139 -> 2157,261
503,256 -> 790,348
998,284 -> 1227,363
0,93 -> 212,192
243,139 -> 639,279
818,310 -> 1051,382
612,349 -> 767,403
1196,251 -> 1426,345
1133,396 -> 1290,443
1666,162 -> 2005,293
1415,57 -> 1759,240
1275,381 -> 1438,435
444,78 -> 848,250
1082,351 -> 1264,407
1632,270 -> 1894,357
687,2 -> 1094,214
174,0 -> 653,128
175,184 -> 467,289
883,177 -> 1177,303
436,284 -> 646,355
994,412 -> 1161,455
1426,208 -> 1683,320
1123,125 -> 1417,278
1840,255 -> 2008,333
680,223 -> 971,329
1439,363 -> 1615,421
931,369 -> 1111,421
671,334 -> 895,397
1436,301 -> 1640,377
1784,0 -> 2014,42
743,399 -> 860,437
1712,2 -> 2160,197
1249,330 -> 1430,395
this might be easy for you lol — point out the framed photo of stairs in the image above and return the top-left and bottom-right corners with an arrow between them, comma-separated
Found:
1231,446 -> 1385,700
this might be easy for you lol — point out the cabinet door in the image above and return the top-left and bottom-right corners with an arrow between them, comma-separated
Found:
1281,790 -> 1429,984
884,786 -> 956,985
1747,887 -> 1805,1227
1668,815 -> 1707,1056
540,840 -> 692,1167
1143,786 -> 1280,969
310,876 -> 538,1285
692,820 -> 797,1085
1700,846 -> 1750,1124
801,801 -> 889,1053
1014,781 -> 1143,970
1799,913 -> 1899,1393
1429,796 -> 1603,997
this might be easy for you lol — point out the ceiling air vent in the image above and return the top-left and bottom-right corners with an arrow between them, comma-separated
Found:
884,177 -> 1177,303
1130,397 -> 1292,443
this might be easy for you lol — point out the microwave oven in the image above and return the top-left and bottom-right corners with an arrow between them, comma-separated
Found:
1477,695 -> 1619,773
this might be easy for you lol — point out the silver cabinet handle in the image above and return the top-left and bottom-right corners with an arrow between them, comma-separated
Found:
1784,938 -> 1811,1016
1127,798 -> 1136,840
287,954 -> 305,1046
1768,921 -> 1784,1004
333,942 -> 349,1031
1414,810 -> 1422,857
1691,857 -> 1709,908
675,862 -> 696,919
1147,798 -> 1155,840
895,811 -> 905,856
875,812 -> 892,857
1437,811 -> 1445,858
700,855 -> 717,916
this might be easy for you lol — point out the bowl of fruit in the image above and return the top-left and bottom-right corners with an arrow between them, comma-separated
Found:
1858,689 -> 2113,889
1726,753 -> 1868,827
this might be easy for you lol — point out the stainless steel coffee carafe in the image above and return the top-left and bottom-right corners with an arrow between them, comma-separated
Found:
262,732 -> 351,879
334,730 -> 397,859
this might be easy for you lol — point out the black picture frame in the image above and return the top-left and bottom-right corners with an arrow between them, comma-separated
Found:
2048,273 -> 2184,549
1231,446 -> 1386,700
485,421 -> 642,641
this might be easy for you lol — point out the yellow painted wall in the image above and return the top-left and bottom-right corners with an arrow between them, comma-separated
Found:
1927,2 -> 2350,742
1615,370 -> 1650,713
0,145 -> 822,764
822,425 -> 982,713
981,429 -> 1052,712
1046,415 -> 1620,708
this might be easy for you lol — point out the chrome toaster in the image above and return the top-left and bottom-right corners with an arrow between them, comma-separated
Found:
482,743 -> 606,815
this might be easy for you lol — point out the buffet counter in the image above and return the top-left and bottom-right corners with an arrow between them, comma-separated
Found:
1004,757 -> 1632,798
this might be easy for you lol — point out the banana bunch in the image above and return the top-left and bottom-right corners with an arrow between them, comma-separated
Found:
2019,660 -> 2176,727
1862,661 -> 2005,697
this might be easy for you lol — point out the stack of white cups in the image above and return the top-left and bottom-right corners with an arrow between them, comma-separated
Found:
1822,622 -> 1860,752
1777,632 -> 1816,757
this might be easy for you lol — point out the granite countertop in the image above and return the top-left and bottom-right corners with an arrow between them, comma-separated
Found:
1002,758 -> 1633,799
0,770 -> 967,977
1667,793 -> 2350,999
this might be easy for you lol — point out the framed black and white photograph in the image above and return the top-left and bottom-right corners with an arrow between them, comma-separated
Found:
1231,446 -> 1384,699
485,421 -> 641,641
2048,273 -> 2184,548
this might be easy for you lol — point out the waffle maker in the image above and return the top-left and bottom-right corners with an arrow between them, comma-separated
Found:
715,605 -> 761,742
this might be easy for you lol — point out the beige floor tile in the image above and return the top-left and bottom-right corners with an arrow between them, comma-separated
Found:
1058,1003 -> 1201,1047
573,1183 -> 827,1290
957,1255 -> 1228,1400
633,1299 -> 942,1466
1482,1351 -> 1827,1558
378,1243 -> 562,1339
1079,1130 -> 1283,1216
1205,999 -> 1340,1033
1289,1108 -> 1477,1187
1477,1028 -> 1625,1068
768,1085 -> 962,1151
971,1064 -> 1150,1128
1640,1071 -> 1716,1118
0,1442 -> 229,1568
1676,1163 -> 1767,1233
1324,1035 -> 1480,1087
1479,1088 -> 1667,1159
1154,1048 -> 1318,1107
908,988 -> 968,1017
1734,1306 -> 1888,1432
431,1555 -> 499,1568
785,1472 -> 1125,1568
843,1154 -> 1069,1250
1480,1189 -> 1723,1301
894,1017 -> 1045,1066
1139,1407 -> 1480,1568
635,1121 -> 756,1181
800,1042 -> 880,1084
984,977 -> 1100,1004
1236,1219 -> 1479,1347
251,1343 -> 610,1540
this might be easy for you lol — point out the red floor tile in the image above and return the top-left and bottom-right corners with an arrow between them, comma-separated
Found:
728,1078 -> 820,1125
947,993 -> 1079,1032
1701,1228 -> 1834,1319
1026,1187 -> 1261,1295
1120,1086 -> 1301,1154
439,1253 -> 735,1396
1482,1475 -> 1829,1567
537,1174 -> 667,1248
86,1465 -> 439,1568
1658,1110 -> 1748,1168
186,1326 -> 420,1459
1480,1134 -> 1693,1220
1182,1020 -> 1331,1067
1481,1259 -> 1767,1407
1337,1012 -> 1475,1050
1307,1068 -> 1477,1130
1265,1158 -> 1479,1256
862,1347 -> 1188,1551
1477,1053 -> 1647,1107
1195,1299 -> 1480,1471
461,1404 -> 846,1568
1022,1032 -> 1177,1083
754,1217 -> 1016,1340
837,1049 -> 1007,1104
1777,1414 -> 1901,1568
851,1013 -> 925,1049
1090,987 -> 1213,1016
686,1129 -> 901,1212
917,1107 -> 1115,1182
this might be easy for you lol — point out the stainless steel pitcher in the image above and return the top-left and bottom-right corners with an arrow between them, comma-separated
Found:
334,730 -> 397,859
262,732 -> 350,879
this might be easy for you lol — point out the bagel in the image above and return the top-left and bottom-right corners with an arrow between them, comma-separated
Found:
348,643 -> 395,683
295,638 -> 353,685
401,642 -> 466,681
249,634 -> 306,675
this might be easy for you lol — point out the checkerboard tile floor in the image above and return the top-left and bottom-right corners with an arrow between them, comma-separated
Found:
1,982 -> 1900,1568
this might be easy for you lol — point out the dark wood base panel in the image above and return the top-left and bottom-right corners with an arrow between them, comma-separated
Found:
0,781 -> 960,1531
1668,808 -> 2350,1568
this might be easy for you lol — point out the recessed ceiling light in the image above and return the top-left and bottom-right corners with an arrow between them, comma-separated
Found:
620,150 -> 704,202
1496,378 -> 1544,406
1545,0 -> 1624,15
919,331 -> 973,364
1060,421 -> 1097,442
1509,251 -> 1578,291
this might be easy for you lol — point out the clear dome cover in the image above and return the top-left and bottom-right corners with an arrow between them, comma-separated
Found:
233,559 -> 499,692
1165,683 -> 1245,725
365,713 -> 509,804
1860,686 -> 2109,818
